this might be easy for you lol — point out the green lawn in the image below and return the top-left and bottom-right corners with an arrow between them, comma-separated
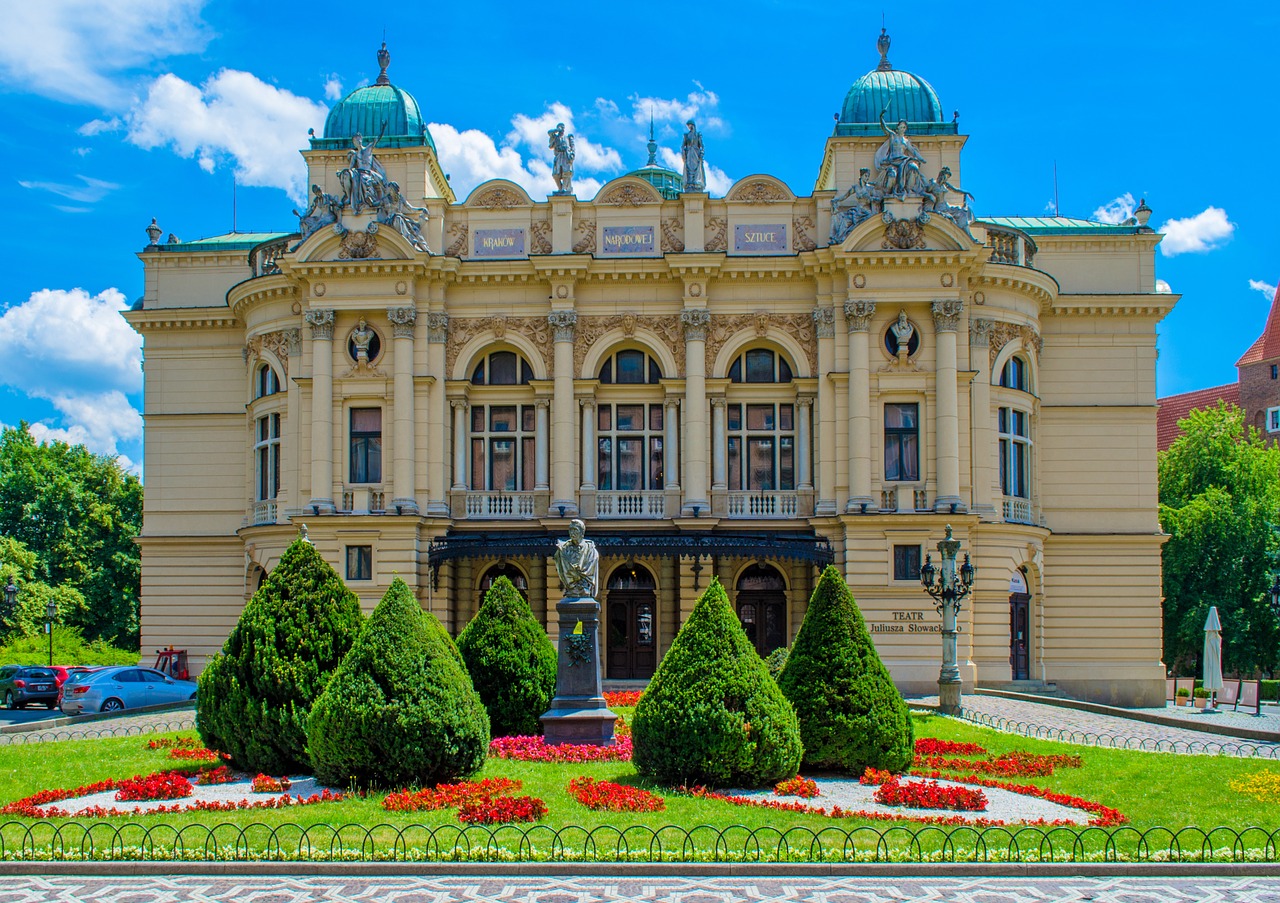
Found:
0,711 -> 1276,863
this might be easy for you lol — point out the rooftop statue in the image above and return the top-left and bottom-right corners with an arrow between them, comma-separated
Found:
682,120 -> 706,192
554,518 -> 599,598
920,166 -> 976,238
875,108 -> 927,198
339,130 -> 389,214
830,167 -> 882,244
377,180 -> 431,252
294,184 -> 342,239
549,123 -> 575,195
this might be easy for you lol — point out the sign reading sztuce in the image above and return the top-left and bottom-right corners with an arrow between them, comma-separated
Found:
601,226 -> 655,255
473,229 -> 526,257
734,224 -> 788,253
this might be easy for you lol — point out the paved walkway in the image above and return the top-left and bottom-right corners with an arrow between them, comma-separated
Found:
1,875 -> 1279,903
911,694 -> 1280,756
0,708 -> 195,745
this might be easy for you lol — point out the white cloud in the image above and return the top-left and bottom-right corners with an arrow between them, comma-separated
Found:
323,75 -> 343,101
27,392 -> 142,457
1155,279 -> 1172,293
1092,192 -> 1136,224
0,0 -> 211,107
1248,279 -> 1277,300
126,69 -> 329,202
1158,207 -> 1234,257
507,102 -> 623,172
657,147 -> 733,195
626,85 -> 725,132
18,175 -> 119,204
78,117 -> 122,136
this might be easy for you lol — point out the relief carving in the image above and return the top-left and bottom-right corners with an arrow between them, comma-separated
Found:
339,231 -> 379,259
598,183 -> 656,206
704,216 -> 728,252
882,219 -> 925,250
728,179 -> 789,204
705,312 -> 817,375
472,187 -> 524,210
571,314 -> 685,375
445,223 -> 468,257
530,220 -> 552,254
792,215 -> 817,252
445,316 -> 552,375
660,217 -> 685,253
988,320 -> 1044,364
573,219 -> 596,254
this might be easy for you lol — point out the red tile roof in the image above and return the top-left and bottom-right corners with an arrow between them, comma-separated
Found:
1156,383 -> 1240,452
1237,283 -> 1280,367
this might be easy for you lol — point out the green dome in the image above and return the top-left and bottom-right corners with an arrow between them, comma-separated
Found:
835,30 -> 956,137
313,44 -> 435,151
625,126 -> 684,199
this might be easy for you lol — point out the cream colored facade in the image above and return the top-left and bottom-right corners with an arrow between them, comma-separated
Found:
126,44 -> 1174,706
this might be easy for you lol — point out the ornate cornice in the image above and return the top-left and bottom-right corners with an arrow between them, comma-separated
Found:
931,299 -> 964,333
304,308 -> 335,340
843,299 -> 877,332
386,306 -> 417,339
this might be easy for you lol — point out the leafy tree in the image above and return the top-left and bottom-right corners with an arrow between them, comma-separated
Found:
197,536 -> 364,774
0,626 -> 139,666
631,577 -> 802,788
778,566 -> 913,774
1159,403 -> 1280,674
308,577 -> 490,788
1,536 -> 88,638
456,576 -> 557,736
0,425 -> 142,646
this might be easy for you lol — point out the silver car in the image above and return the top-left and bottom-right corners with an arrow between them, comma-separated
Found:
59,666 -> 197,715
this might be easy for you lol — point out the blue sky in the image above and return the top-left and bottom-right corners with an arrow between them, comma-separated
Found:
0,1 -> 1275,476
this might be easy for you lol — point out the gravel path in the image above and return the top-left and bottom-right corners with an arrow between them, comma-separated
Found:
55,774 -> 338,815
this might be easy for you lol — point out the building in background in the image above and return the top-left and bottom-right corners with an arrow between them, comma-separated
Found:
126,34 -> 1175,706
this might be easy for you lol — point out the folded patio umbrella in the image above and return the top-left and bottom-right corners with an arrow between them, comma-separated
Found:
1203,606 -> 1224,708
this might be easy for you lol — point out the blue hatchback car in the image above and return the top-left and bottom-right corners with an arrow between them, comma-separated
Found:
59,666 -> 197,715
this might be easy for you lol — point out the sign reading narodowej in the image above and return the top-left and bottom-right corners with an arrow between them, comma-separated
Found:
601,225 -> 656,255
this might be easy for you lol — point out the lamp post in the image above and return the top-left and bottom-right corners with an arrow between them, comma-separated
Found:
45,600 -> 56,667
1269,574 -> 1280,619
920,524 -> 975,716
2,579 -> 16,619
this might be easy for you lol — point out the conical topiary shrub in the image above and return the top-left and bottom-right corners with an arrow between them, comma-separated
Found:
631,577 -> 802,788
777,565 -> 914,774
197,535 -> 364,774
456,576 -> 557,737
307,577 -> 490,788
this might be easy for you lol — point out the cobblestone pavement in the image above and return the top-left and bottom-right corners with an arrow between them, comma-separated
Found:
2,875 -> 1280,903
1140,702 -> 1280,733
911,694 -> 1280,756
0,708 -> 194,745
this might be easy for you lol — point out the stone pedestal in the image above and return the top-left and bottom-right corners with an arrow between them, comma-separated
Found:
540,595 -> 617,745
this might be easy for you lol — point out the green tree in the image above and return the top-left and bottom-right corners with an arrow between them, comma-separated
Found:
1159,403 -> 1280,673
0,424 -> 142,646
308,578 -> 490,788
456,576 -> 557,736
197,536 -> 364,774
778,566 -> 913,774
1,536 -> 89,638
631,577 -> 803,788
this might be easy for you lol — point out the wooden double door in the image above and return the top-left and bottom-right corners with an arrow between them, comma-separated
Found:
606,566 -> 657,680
1010,592 -> 1030,680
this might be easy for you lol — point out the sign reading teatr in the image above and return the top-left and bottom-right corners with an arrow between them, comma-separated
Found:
869,610 -> 942,634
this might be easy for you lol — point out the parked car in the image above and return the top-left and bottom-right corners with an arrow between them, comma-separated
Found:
0,666 -> 61,709
59,666 -> 197,715
46,665 -> 98,688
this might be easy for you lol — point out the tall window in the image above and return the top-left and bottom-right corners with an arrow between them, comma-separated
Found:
893,544 -> 922,581
727,403 -> 794,490
349,408 -> 382,483
999,356 -> 1029,392
599,349 -> 662,384
998,407 -> 1031,497
1268,407 -> 1280,433
472,350 -> 533,385
884,403 -> 919,482
346,545 -> 372,581
728,348 -> 793,383
255,413 -> 280,501
256,365 -> 280,399
471,405 -> 536,490
597,403 -> 664,491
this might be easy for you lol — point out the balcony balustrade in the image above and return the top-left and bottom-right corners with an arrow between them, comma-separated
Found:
1002,495 -> 1039,526
464,491 -> 537,519
595,491 -> 666,519
726,491 -> 799,519
984,224 -> 1037,268
342,488 -> 386,514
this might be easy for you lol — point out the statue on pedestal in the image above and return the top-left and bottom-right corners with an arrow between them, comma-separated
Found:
339,131 -> 389,214
555,519 -> 599,598
681,120 -> 706,192
549,123 -> 575,195
875,109 -> 927,198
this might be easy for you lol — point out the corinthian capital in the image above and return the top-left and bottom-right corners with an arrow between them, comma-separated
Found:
843,299 -> 877,332
931,299 -> 964,333
547,310 -> 577,342
426,311 -> 449,344
970,317 -> 993,347
812,307 -> 835,338
386,306 -> 418,338
680,307 -> 711,341
304,308 -> 335,340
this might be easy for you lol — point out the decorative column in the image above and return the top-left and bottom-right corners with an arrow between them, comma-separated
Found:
710,397 -> 727,490
451,399 -> 469,490
680,308 -> 711,516
664,398 -> 680,490
548,310 -> 579,516
969,318 -> 996,516
387,306 -> 418,514
305,308 -> 336,513
843,299 -> 876,511
579,399 -> 596,490
425,312 -> 449,514
932,299 -> 965,512
812,307 -> 836,514
796,395 -> 814,491
535,399 -> 550,490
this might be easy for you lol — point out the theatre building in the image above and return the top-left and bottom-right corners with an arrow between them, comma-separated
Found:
126,35 -> 1173,705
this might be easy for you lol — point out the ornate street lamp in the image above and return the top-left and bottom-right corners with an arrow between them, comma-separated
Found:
1269,574 -> 1280,619
920,524 -> 976,716
2,579 -> 16,617
45,600 -> 57,667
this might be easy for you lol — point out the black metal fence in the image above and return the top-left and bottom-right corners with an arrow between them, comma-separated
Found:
0,718 -> 196,746
0,821 -> 1276,863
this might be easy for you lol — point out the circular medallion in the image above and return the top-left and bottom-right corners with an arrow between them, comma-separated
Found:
941,273 -> 955,287
853,274 -> 867,289
290,301 -> 302,315
313,283 -> 327,297
973,290 -> 986,305
690,283 -> 703,298
556,285 -> 569,299
395,280 -> 408,295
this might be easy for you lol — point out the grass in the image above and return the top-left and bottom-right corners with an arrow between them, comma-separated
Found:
0,710 -> 1277,862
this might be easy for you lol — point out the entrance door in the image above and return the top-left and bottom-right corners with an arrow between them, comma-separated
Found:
606,565 -> 657,680
736,564 -> 787,657
1009,592 -> 1030,680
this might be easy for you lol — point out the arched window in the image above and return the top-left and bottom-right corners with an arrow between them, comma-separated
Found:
736,564 -> 787,656
999,356 -> 1029,392
598,349 -> 663,384
728,348 -> 793,383
472,350 -> 534,385
255,364 -> 280,399
479,563 -> 528,598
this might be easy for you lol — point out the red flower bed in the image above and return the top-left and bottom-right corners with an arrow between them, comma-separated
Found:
167,747 -> 226,762
146,737 -> 200,750
774,775 -> 819,799
195,766 -> 236,785
910,769 -> 1127,827
859,767 -> 894,786
873,777 -> 987,811
603,690 -> 643,707
488,734 -> 632,762
914,738 -> 987,756
114,772 -> 194,802
251,774 -> 292,793
383,778 -> 524,813
567,777 -> 664,812
917,750 -> 1083,778
457,795 -> 547,824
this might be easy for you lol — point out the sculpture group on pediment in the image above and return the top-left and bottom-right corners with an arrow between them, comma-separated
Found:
295,185 -> 342,238
830,167 -> 883,244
